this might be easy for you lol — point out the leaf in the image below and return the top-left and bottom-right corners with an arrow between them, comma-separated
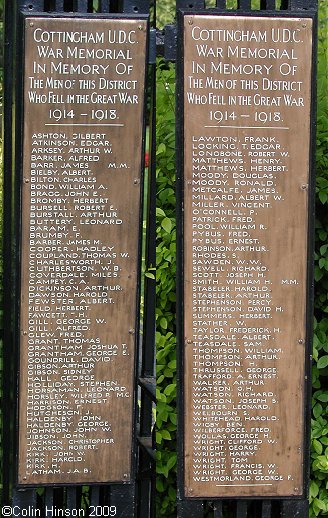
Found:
157,142 -> 166,155
317,393 -> 328,402
156,431 -> 162,445
166,453 -> 177,471
318,356 -> 328,369
313,498 -> 327,511
313,439 -> 323,455
163,367 -> 174,378
161,217 -> 172,233
170,413 -> 177,425
320,244 -> 328,255
315,267 -> 324,282
156,478 -> 165,492
313,403 -> 323,419
160,317 -> 168,330
164,383 -> 176,396
156,207 -> 166,217
310,480 -> 319,499
168,486 -> 177,501
161,429 -> 171,440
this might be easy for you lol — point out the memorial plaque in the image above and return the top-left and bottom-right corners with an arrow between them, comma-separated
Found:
182,15 -> 313,497
18,16 -> 147,485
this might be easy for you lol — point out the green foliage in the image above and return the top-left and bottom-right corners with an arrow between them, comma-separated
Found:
157,0 -> 176,28
155,0 -> 284,28
156,62 -> 177,517
308,1 -> 328,516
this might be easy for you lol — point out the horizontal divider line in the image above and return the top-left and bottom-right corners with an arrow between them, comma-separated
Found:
44,123 -> 125,127
204,125 -> 290,130
215,484 -> 273,487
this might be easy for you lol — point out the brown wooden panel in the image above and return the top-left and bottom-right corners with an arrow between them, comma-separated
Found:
183,15 -> 313,498
18,16 -> 147,485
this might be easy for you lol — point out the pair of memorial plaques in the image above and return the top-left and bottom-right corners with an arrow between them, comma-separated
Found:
18,12 -> 314,500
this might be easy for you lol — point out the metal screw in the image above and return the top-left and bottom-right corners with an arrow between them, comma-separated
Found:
129,329 -> 135,335
138,25 -> 143,31
24,178 -> 29,183
22,331 -> 27,336
187,180 -> 192,185
134,179 -> 139,184
301,184 -> 308,190
302,23 -> 307,28
23,476 -> 27,480
30,23 -> 34,27
298,339 -> 304,344
123,473 -> 128,478
188,18 -> 193,25
186,339 -> 192,344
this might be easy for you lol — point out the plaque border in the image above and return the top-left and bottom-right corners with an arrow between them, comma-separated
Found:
14,10 -> 150,488
176,9 -> 317,501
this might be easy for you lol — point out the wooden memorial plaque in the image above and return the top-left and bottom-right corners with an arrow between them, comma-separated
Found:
181,15 -> 314,498
18,16 -> 147,485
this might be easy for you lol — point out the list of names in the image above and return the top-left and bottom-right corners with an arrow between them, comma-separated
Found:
18,17 -> 147,485
183,15 -> 313,498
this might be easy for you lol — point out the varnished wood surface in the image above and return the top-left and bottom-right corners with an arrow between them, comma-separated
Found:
183,15 -> 313,498
18,17 -> 147,485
